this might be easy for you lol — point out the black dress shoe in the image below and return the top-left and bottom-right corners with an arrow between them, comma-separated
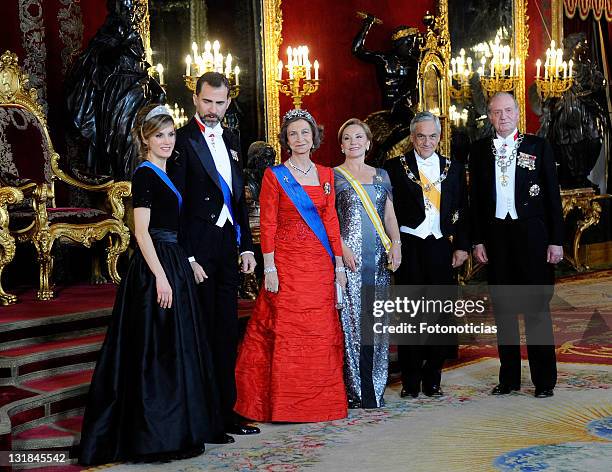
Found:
491,384 -> 520,395
227,423 -> 260,435
534,388 -> 554,398
423,385 -> 444,397
400,388 -> 419,398
348,398 -> 362,409
208,433 -> 235,444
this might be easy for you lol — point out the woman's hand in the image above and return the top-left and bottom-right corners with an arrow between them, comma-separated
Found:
342,242 -> 357,272
156,274 -> 173,309
335,269 -> 347,291
388,242 -> 402,272
265,271 -> 279,293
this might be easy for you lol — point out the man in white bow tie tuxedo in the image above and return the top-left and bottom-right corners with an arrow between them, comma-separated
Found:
170,72 -> 259,442
469,92 -> 564,399
385,111 -> 469,399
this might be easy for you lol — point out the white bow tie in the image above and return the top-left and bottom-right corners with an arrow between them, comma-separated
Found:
493,136 -> 516,150
418,158 -> 435,167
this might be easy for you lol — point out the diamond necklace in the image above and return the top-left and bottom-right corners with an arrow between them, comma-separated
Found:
288,158 -> 313,175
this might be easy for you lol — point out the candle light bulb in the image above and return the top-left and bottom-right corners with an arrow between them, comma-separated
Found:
551,40 -> 556,50
277,60 -> 283,80
192,42 -> 198,54
234,66 -> 240,86
205,41 -> 211,52
536,58 -> 541,79
314,60 -> 319,80
156,63 -> 164,84
569,59 -> 573,77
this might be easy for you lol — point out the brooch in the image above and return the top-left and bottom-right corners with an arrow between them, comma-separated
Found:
323,182 -> 331,195
230,149 -> 240,162
517,152 -> 536,170
529,184 -> 540,196
283,176 -> 289,183
374,174 -> 383,183
451,210 -> 460,224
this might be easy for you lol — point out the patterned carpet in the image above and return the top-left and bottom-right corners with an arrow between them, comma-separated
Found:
90,359 -> 611,472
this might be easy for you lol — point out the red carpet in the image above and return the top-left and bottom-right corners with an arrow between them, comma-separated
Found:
22,370 -> 94,392
0,284 -> 116,323
0,333 -> 105,357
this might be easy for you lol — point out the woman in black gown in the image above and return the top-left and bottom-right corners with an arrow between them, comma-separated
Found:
79,104 -> 222,465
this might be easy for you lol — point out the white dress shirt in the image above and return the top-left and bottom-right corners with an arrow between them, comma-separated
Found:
196,117 -> 234,227
493,128 -> 519,220
400,151 -> 443,239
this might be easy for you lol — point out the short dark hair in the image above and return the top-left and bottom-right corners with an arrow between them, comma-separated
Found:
195,71 -> 230,97
278,111 -> 323,154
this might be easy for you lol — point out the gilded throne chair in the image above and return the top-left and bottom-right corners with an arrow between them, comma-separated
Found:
0,51 -> 131,300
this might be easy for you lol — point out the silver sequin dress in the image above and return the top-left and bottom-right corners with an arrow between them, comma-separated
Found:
334,167 -> 392,408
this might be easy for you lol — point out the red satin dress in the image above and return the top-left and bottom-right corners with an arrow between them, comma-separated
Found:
234,165 -> 348,422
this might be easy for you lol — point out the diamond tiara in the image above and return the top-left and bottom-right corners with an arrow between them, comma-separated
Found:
144,105 -> 172,122
282,108 -> 315,123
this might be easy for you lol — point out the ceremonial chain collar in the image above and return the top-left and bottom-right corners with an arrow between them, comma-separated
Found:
288,158 -> 313,175
399,154 -> 451,192
491,132 -> 524,187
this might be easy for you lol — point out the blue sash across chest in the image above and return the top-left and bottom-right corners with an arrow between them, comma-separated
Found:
270,164 -> 334,262
137,161 -> 183,210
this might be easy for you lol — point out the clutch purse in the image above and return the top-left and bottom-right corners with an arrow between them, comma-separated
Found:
335,281 -> 344,309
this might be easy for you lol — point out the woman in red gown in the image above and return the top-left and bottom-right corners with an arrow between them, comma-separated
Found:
234,110 -> 348,422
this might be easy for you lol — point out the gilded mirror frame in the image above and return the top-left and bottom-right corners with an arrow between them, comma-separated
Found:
134,0 -> 283,159
440,0 -> 529,134
418,4 -> 451,157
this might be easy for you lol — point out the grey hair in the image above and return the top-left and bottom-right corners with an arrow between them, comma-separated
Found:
487,92 -> 519,113
409,111 -> 441,134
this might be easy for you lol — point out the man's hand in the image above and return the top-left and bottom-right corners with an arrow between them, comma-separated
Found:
241,253 -> 256,273
472,244 -> 488,264
190,260 -> 208,284
452,250 -> 469,268
547,245 -> 563,265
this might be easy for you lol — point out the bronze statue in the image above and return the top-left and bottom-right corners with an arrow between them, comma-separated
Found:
530,33 -> 608,189
352,13 -> 422,166
65,0 -> 165,181
244,141 -> 276,212
353,13 -> 421,110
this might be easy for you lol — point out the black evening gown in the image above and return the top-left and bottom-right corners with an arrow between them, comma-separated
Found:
79,165 -> 223,465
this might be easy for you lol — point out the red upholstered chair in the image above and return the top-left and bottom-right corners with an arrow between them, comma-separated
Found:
0,51 -> 131,300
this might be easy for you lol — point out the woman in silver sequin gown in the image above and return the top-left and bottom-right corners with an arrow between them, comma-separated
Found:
334,118 -> 402,408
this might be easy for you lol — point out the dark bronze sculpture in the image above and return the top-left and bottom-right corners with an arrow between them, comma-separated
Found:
353,13 -> 422,165
530,33 -> 608,189
353,13 -> 421,109
244,141 -> 276,212
65,0 -> 165,181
